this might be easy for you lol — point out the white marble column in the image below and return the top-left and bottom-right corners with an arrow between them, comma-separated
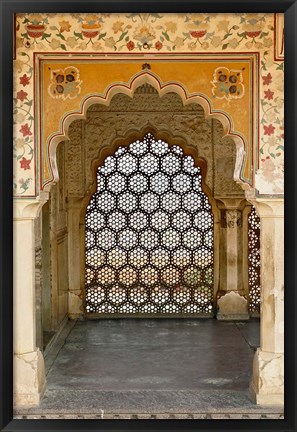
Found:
249,199 -> 284,405
13,196 -> 48,406
67,198 -> 84,319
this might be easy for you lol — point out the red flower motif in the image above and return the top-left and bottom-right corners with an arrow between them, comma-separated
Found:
261,156 -> 271,162
127,40 -> 135,51
16,90 -> 28,101
264,124 -> 276,136
19,123 -> 32,137
82,30 -> 99,38
20,157 -> 31,170
262,73 -> 272,86
190,30 -> 207,38
20,74 -> 30,86
264,89 -> 274,100
246,31 -> 261,38
155,41 -> 163,50
26,24 -> 46,38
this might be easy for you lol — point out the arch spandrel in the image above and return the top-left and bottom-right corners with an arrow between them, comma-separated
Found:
39,56 -> 258,193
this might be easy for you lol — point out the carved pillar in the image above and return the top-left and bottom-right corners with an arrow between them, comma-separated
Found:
13,195 -> 48,406
249,199 -> 284,406
216,198 -> 249,320
67,197 -> 84,319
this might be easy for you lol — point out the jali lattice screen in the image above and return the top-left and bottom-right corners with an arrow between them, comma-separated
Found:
248,206 -> 261,314
85,133 -> 214,316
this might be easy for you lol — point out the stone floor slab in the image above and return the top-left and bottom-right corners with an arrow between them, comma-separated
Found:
14,318 -> 283,418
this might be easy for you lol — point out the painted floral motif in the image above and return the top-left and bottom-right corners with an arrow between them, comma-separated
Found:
211,67 -> 244,100
13,12 -> 284,196
258,51 -> 284,187
15,12 -> 277,53
13,48 -> 34,195
48,66 -> 82,100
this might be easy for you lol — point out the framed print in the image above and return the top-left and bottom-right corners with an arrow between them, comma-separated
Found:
1,1 -> 296,431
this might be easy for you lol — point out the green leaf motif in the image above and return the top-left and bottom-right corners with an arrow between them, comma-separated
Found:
276,63 -> 284,71
261,60 -> 267,71
222,33 -> 231,41
118,31 -> 128,42
56,33 -> 66,41
222,43 -> 228,50
60,44 -> 67,51
162,31 -> 170,41
74,31 -> 83,40
41,32 -> 52,40
98,32 -> 107,40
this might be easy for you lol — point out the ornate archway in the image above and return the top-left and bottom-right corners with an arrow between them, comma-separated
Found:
12,12 -> 284,409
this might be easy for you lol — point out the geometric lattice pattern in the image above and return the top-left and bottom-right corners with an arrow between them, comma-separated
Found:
85,132 -> 214,316
248,206 -> 261,314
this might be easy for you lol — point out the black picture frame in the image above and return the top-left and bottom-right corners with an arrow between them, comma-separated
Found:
1,1 -> 296,431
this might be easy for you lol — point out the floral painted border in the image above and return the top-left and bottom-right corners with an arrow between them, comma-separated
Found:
13,12 -> 284,196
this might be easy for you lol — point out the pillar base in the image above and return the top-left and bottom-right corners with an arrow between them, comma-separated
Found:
216,291 -> 249,321
68,290 -> 84,320
249,348 -> 284,406
14,349 -> 46,407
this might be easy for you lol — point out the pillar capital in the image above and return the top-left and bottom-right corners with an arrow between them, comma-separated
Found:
13,192 -> 49,220
247,198 -> 284,218
216,197 -> 246,210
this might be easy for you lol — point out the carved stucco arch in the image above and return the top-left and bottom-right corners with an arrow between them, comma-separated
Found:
44,70 -> 251,194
